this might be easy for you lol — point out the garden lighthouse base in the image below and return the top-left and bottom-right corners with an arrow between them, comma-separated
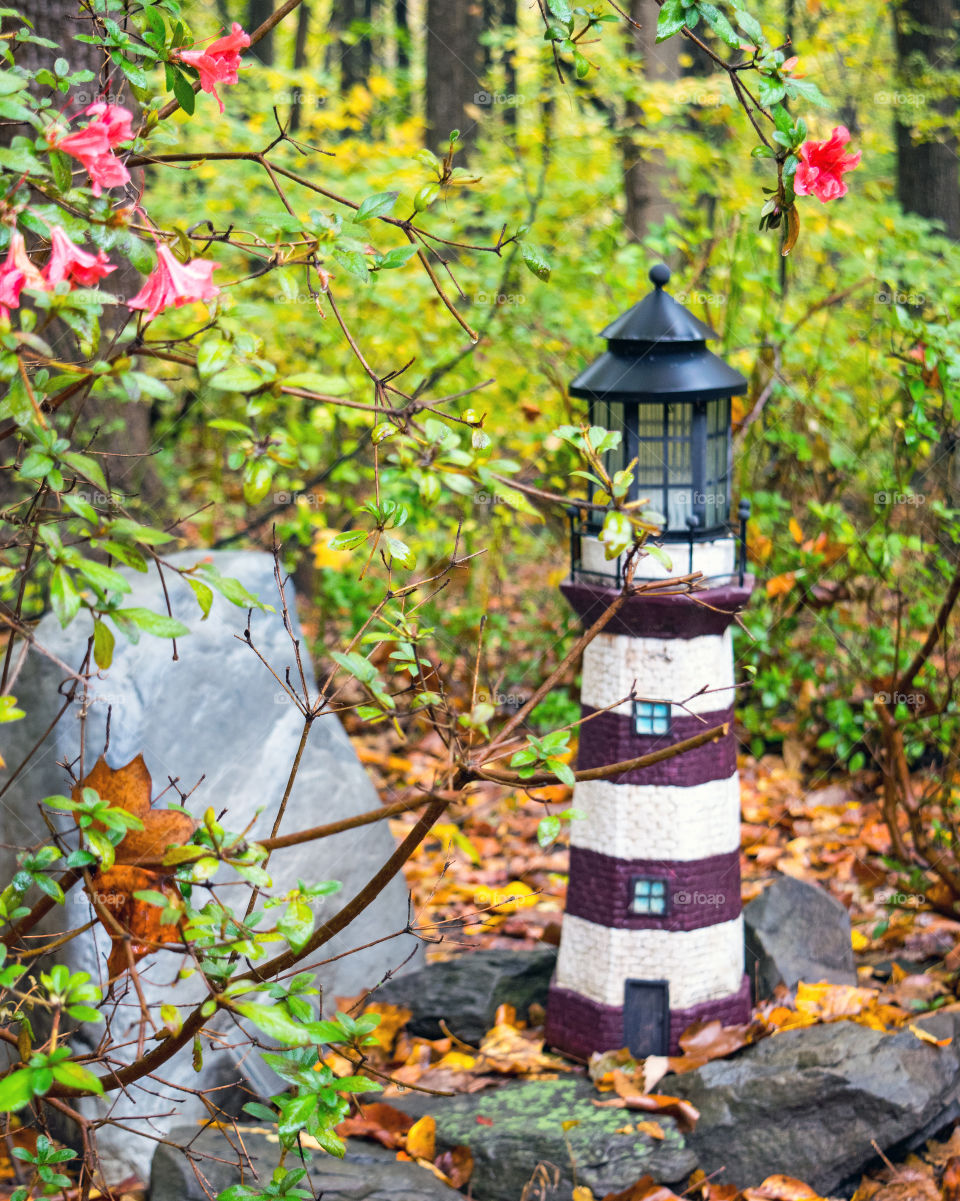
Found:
545,974 -> 752,1060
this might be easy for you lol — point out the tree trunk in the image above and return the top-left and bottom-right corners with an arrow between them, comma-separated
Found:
340,0 -> 374,92
395,0 -> 410,69
425,0 -> 484,153
894,0 -> 960,238
247,0 -> 275,63
621,0 -> 681,240
288,2 -> 311,132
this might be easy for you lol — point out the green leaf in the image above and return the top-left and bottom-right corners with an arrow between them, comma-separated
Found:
547,0 -> 572,18
196,338 -> 233,380
537,814 -> 561,847
234,1002 -> 311,1046
50,1060 -> 103,1095
378,244 -> 419,270
187,577 -> 214,619
77,558 -> 130,597
519,243 -> 550,282
50,566 -> 81,629
698,2 -> 741,46
0,1070 -> 35,1112
758,76 -> 786,106
243,458 -> 273,505
93,619 -> 115,670
283,371 -> 351,395
172,68 -> 196,114
733,6 -> 763,42
114,608 -> 190,639
354,190 -> 399,222
656,0 -> 687,41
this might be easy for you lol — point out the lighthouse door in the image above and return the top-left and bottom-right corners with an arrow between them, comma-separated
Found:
623,979 -> 669,1056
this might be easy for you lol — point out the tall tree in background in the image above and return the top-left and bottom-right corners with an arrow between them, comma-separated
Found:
620,0 -> 681,239
425,0 -> 484,152
247,0 -> 274,63
338,0 -> 375,91
894,0 -> 960,238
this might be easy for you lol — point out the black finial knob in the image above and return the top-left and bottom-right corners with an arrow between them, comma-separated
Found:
649,263 -> 671,289
738,498 -> 752,521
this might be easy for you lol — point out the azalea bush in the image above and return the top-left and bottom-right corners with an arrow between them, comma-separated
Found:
0,0 -> 867,1193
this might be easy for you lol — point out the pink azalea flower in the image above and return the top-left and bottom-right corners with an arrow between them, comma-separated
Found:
44,226 -> 115,288
0,230 -> 52,319
127,244 -> 220,320
0,240 -> 26,322
53,105 -> 134,196
83,102 -> 135,147
175,23 -> 250,114
793,125 -> 861,203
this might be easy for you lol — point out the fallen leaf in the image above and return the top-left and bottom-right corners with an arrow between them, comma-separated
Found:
742,1175 -> 826,1200
601,1176 -> 683,1201
634,1120 -> 665,1140
405,1114 -> 436,1160
592,1086 -> 699,1133
76,754 -> 196,865
942,1155 -> 960,1201
88,866 -> 184,979
434,1145 -> 473,1189
336,1102 -> 414,1149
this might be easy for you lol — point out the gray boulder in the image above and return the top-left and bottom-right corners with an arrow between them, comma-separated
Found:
427,1076 -> 695,1201
376,947 -> 557,1044
151,1124 -> 462,1201
0,550 -> 420,1181
667,1011 -> 960,1195
744,874 -> 856,999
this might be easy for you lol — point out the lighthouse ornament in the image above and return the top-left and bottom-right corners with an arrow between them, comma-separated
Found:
546,264 -> 754,1060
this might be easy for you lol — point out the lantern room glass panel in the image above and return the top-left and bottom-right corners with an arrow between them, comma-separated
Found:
584,395 -> 734,542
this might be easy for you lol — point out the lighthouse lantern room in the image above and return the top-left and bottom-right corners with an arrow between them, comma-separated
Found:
546,264 -> 755,1061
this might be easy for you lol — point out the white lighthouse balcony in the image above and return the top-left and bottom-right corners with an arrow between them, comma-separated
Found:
579,531 -> 738,584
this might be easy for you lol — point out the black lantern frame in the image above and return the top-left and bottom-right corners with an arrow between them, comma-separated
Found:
567,263 -> 750,587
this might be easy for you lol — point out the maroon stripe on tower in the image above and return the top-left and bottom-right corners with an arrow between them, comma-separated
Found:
576,705 -> 736,786
562,579 -> 753,640
565,845 -> 742,931
546,983 -> 623,1060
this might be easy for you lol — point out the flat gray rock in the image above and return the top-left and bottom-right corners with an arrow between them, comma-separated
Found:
151,1124 -> 461,1201
667,1011 -> 960,1194
376,947 -> 556,1044
0,550 -> 420,1181
427,1076 -> 695,1201
744,874 -> 856,999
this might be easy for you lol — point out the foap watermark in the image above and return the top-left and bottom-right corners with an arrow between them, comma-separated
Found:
473,90 -> 524,108
874,490 -> 925,506
73,488 -> 124,508
873,91 -> 926,109
474,490 -> 519,507
873,690 -> 926,707
875,290 -> 925,306
473,292 -> 526,306
674,489 -> 727,508
476,689 -> 530,709
673,890 -> 726,907
672,291 -> 724,307
269,90 -> 327,109
273,491 -> 322,507
874,886 -> 925,908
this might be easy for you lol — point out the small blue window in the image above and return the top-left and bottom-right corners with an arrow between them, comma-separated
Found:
633,700 -> 671,736
630,878 -> 667,916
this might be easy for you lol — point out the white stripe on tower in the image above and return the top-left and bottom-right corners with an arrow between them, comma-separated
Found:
581,631 -> 735,714
569,774 -> 741,861
553,915 -> 745,1010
